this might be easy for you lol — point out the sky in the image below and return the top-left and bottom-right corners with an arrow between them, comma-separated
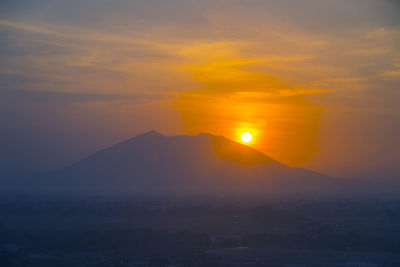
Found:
1,0 -> 399,179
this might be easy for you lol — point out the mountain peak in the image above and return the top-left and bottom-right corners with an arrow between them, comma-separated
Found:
55,131 -> 337,197
120,131 -> 277,166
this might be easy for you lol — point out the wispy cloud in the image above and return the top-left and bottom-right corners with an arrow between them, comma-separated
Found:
1,0 -> 400,175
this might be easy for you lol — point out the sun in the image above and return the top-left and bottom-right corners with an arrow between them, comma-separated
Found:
241,132 -> 252,143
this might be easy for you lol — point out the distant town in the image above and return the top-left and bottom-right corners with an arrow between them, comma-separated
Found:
1,195 -> 399,266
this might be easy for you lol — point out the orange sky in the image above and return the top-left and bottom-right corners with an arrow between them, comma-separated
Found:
173,49 -> 326,166
1,0 -> 399,178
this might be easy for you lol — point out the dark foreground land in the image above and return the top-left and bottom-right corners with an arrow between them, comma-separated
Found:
1,195 -> 400,266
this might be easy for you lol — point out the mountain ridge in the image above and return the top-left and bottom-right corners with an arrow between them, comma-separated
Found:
46,131 -> 354,198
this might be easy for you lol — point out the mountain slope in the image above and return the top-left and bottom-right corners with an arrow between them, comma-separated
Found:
53,131 -> 348,197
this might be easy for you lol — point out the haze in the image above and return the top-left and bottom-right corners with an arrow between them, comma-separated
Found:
1,0 -> 399,179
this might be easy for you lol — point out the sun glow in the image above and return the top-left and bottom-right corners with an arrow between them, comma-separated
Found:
174,42 -> 324,165
241,132 -> 252,143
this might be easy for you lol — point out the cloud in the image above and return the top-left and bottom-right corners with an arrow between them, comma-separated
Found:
0,0 -> 399,177
0,88 -> 169,104
172,43 -> 328,166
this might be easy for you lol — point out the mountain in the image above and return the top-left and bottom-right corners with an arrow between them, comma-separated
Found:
50,131 -> 352,198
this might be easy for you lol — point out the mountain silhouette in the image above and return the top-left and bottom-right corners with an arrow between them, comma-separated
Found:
51,131 -> 350,198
